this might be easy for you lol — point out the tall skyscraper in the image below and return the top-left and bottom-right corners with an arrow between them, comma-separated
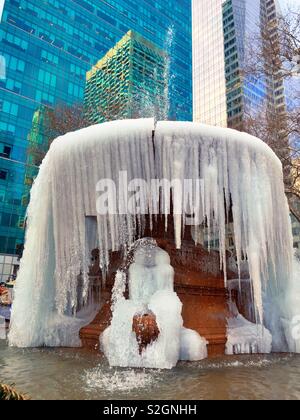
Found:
192,0 -> 285,127
84,31 -> 167,124
192,0 -> 227,126
0,0 -> 192,272
193,0 -> 300,251
223,0 -> 267,129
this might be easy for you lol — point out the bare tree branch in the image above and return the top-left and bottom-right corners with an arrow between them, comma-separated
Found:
241,6 -> 300,221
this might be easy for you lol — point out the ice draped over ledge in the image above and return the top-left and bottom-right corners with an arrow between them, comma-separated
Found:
8,119 -> 297,352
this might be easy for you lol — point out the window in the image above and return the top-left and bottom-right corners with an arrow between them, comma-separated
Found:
70,64 -> 85,79
0,144 -> 12,158
0,122 -> 15,134
7,56 -> 25,72
68,82 -> 84,98
5,79 -> 21,93
41,50 -> 59,65
0,170 -> 8,180
1,101 -> 19,116
3,33 -> 28,51
38,70 -> 57,87
0,212 -> 18,228
36,90 -> 54,105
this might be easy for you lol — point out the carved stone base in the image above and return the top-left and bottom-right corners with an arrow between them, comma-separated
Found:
79,299 -> 112,351
80,234 -> 237,358
79,284 -> 231,357
175,284 -> 230,357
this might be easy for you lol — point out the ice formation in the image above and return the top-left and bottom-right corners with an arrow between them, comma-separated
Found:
281,255 -> 300,353
8,119 -> 298,355
180,328 -> 208,361
101,239 -> 207,369
226,315 -> 272,355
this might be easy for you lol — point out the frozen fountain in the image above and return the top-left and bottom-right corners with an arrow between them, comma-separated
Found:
101,238 -> 207,369
8,119 -> 300,369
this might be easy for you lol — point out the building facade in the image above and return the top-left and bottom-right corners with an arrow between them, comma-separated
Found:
192,0 -> 285,127
193,0 -> 300,251
192,0 -> 227,126
0,0 -> 192,275
84,31 -> 167,124
193,0 -> 300,250
222,0 -> 269,128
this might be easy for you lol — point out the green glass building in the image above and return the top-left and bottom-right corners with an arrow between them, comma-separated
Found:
84,31 -> 168,124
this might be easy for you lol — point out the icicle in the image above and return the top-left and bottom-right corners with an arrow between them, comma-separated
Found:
9,119 -> 296,354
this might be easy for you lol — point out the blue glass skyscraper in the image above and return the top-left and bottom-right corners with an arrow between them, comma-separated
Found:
0,0 -> 192,266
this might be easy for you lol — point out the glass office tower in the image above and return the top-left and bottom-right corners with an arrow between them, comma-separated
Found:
0,0 -> 192,265
192,0 -> 227,126
193,0 -> 300,250
84,31 -> 167,124
222,0 -> 268,128
192,0 -> 284,127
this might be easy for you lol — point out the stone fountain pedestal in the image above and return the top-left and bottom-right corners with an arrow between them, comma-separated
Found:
80,227 -> 236,357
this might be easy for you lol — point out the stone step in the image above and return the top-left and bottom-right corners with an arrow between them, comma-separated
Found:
175,283 -> 230,357
79,301 -> 112,351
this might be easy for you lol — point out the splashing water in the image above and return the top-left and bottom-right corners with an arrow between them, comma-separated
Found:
85,368 -> 162,394
8,119 -> 299,357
